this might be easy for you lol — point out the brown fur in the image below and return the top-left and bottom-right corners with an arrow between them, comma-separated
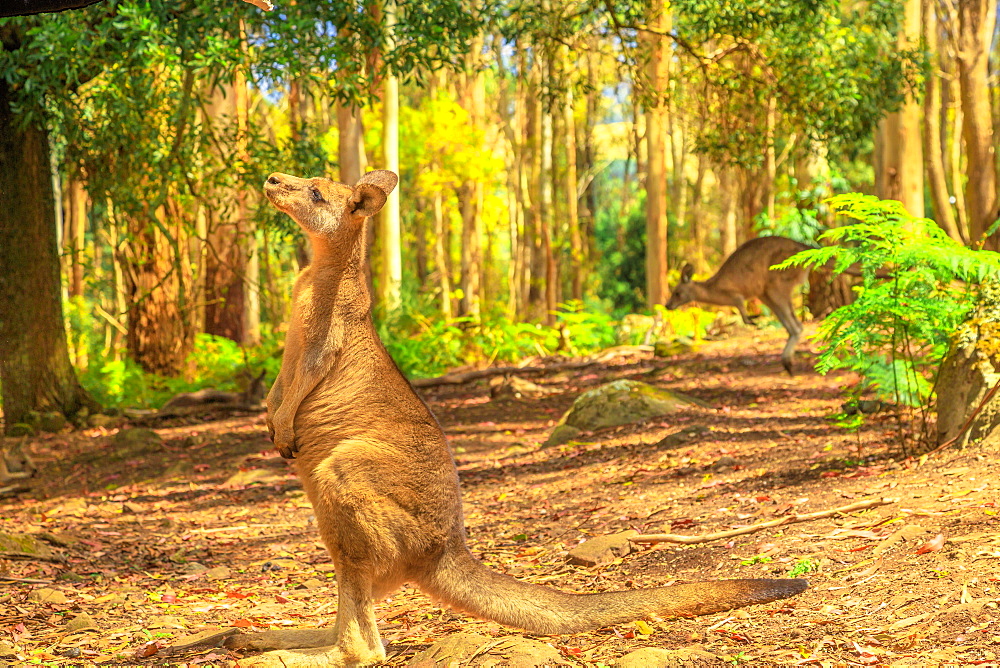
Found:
227,172 -> 808,667
666,236 -> 812,375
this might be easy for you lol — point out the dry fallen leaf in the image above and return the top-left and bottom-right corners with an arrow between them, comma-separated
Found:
916,533 -> 947,555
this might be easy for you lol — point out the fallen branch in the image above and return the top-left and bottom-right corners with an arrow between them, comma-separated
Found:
0,576 -> 51,584
0,551 -> 66,563
629,497 -> 893,545
410,347 -> 653,389
411,360 -> 595,388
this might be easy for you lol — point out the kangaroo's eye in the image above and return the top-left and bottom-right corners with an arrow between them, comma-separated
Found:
309,187 -> 324,203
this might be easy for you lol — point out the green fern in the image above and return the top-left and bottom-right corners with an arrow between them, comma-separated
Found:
775,193 -> 1000,413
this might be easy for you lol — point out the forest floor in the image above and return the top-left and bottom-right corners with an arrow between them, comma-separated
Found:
2,323 -> 999,667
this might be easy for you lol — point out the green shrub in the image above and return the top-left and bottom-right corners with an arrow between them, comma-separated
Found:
777,194 -> 1000,412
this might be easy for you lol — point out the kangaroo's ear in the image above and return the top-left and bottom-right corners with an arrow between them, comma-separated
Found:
347,183 -> 388,218
356,169 -> 398,196
680,263 -> 695,283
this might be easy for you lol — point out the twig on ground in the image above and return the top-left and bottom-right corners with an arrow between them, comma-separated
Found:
0,575 -> 52,584
628,497 -> 894,545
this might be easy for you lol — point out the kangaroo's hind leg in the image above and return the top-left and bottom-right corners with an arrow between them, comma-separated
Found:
761,289 -> 803,376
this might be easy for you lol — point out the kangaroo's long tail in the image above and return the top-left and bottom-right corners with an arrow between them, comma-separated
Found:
421,547 -> 807,635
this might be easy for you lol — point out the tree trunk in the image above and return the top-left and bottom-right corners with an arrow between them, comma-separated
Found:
922,0 -> 963,241
719,166 -> 738,259
203,64 -> 255,345
875,0 -> 925,218
0,75 -> 97,429
956,0 -> 998,247
457,39 -> 486,319
122,207 -> 196,377
643,0 -> 670,308
378,0 -> 402,313
564,85 -> 583,301
66,177 -> 87,298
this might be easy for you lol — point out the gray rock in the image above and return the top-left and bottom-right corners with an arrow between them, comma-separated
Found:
543,424 -> 582,448
408,632 -> 492,666
64,612 -> 98,632
0,533 -> 55,559
410,634 -> 565,667
714,455 -> 737,469
87,414 -> 121,429
567,530 -> 638,567
38,411 -> 68,433
548,380 -> 708,444
653,337 -> 695,358
616,647 -> 725,667
28,588 -> 70,605
7,423 -> 34,438
111,427 -> 162,449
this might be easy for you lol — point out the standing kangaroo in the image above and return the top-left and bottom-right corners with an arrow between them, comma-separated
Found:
225,171 -> 807,667
666,236 -> 812,375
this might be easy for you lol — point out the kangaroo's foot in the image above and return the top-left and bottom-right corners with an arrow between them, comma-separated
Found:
225,629 -> 385,667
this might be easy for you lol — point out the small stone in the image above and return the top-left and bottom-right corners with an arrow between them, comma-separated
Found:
204,566 -> 231,581
182,562 -> 208,573
112,427 -> 162,449
55,572 -> 86,582
87,414 -> 119,429
567,530 -> 638,567
616,646 -> 725,667
542,424 -> 582,448
297,578 -> 324,589
38,411 -> 68,433
65,612 -> 98,632
7,423 -> 34,438
58,647 -> 82,659
28,588 -> 70,605
714,455 -> 737,469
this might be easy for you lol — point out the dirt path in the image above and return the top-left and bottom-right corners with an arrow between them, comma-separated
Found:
2,327 -> 998,667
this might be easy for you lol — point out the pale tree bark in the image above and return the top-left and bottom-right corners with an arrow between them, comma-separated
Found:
718,166 -> 739,259
955,0 -> 998,246
875,0 -> 925,217
526,57 -> 545,320
338,103 -> 368,184
65,177 -> 88,298
922,0 -> 963,241
688,154 -> 708,272
378,0 -> 402,313
564,84 -> 583,301
540,85 -> 557,325
457,37 -> 486,319
643,0 -> 670,308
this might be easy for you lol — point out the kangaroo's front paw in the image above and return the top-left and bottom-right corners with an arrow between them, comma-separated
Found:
270,417 -> 298,459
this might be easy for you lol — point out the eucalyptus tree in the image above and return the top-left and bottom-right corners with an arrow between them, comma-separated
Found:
0,0 -> 481,426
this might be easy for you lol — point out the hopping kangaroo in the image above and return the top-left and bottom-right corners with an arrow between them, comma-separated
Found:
227,171 -> 807,667
666,236 -> 813,375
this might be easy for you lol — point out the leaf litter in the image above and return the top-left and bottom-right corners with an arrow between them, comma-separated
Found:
1,327 -> 999,666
